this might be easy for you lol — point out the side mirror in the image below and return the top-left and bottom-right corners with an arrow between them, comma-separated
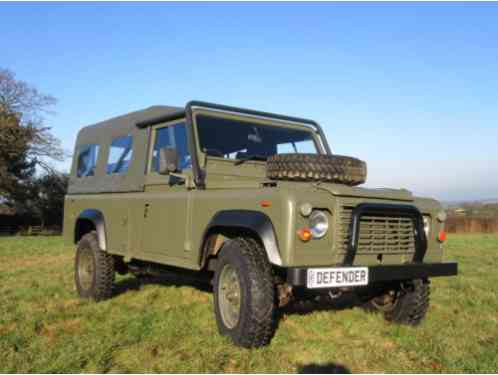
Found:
159,147 -> 180,175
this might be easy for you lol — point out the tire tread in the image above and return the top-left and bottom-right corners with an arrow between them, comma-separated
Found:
266,153 -> 367,185
384,279 -> 430,325
215,237 -> 276,348
75,231 -> 114,301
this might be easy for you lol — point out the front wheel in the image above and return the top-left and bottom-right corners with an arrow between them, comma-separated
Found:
364,279 -> 430,326
75,231 -> 115,301
213,237 -> 276,348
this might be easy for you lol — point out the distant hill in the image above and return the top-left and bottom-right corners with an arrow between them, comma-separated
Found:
443,199 -> 498,208
444,199 -> 498,218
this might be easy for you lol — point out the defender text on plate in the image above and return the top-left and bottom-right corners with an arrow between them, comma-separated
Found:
307,267 -> 369,288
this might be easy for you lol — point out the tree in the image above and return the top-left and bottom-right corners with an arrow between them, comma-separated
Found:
0,68 -> 64,210
22,172 -> 69,228
0,110 -> 35,199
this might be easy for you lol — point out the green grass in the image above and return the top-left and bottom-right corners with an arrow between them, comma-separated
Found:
0,234 -> 497,373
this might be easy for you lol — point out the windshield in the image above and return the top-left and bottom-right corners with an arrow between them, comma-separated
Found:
196,114 -> 319,161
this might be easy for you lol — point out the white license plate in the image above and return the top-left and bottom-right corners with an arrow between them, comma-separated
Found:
307,267 -> 369,289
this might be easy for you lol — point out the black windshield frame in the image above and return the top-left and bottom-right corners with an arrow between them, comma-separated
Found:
195,113 -> 321,162
136,101 -> 332,188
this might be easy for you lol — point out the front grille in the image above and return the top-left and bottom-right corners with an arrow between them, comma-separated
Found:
337,205 -> 416,255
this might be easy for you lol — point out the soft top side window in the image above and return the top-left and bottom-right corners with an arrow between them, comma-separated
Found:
150,122 -> 191,173
76,144 -> 100,177
107,135 -> 133,175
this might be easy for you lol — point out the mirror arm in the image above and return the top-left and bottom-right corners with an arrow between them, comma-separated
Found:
169,172 -> 186,180
168,173 -> 196,189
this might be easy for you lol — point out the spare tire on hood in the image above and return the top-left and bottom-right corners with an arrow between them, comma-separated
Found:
266,153 -> 367,186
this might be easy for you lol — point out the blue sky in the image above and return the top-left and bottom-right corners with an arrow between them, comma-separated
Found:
2,2 -> 497,201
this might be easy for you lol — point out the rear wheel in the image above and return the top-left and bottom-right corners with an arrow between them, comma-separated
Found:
75,231 -> 115,301
213,237 -> 276,348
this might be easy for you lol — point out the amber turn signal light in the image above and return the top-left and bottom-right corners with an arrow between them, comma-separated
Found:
260,200 -> 272,208
438,231 -> 447,242
297,227 -> 312,242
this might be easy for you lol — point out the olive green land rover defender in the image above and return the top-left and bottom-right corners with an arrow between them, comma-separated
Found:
64,101 -> 457,348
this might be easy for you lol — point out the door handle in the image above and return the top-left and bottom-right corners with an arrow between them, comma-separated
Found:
144,203 -> 150,218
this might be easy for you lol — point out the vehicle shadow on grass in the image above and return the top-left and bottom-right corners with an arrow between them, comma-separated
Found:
114,276 -> 360,372
272,294 -> 367,353
114,276 -> 365,323
281,293 -> 363,316
113,273 -> 213,297
297,362 -> 351,374
114,275 -> 362,316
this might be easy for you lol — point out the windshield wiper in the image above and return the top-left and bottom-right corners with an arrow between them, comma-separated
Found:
234,155 -> 267,166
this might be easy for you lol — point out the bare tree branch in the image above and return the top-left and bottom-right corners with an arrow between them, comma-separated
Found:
0,68 -> 65,208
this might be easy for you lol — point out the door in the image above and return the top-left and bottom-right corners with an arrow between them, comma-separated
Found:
141,119 -> 193,261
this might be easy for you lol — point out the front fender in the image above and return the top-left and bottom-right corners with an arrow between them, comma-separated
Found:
202,210 -> 282,266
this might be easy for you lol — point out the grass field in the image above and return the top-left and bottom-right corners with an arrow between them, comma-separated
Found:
0,235 -> 497,373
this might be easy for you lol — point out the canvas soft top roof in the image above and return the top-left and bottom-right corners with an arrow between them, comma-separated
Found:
69,105 -> 184,194
69,101 -> 331,194
75,105 -> 182,144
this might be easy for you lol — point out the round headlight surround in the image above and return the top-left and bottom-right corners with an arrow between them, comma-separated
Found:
309,210 -> 329,239
423,216 -> 431,238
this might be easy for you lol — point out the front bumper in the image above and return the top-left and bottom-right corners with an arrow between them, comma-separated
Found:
286,262 -> 458,287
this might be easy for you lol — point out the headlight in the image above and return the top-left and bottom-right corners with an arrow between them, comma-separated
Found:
423,216 -> 431,238
309,210 -> 329,239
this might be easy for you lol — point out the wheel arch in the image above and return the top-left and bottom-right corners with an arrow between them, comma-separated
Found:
74,209 -> 107,251
200,210 -> 282,267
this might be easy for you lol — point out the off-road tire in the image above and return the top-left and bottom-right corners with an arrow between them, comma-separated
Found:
384,279 -> 430,325
75,231 -> 115,301
266,153 -> 367,186
213,237 -> 276,348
